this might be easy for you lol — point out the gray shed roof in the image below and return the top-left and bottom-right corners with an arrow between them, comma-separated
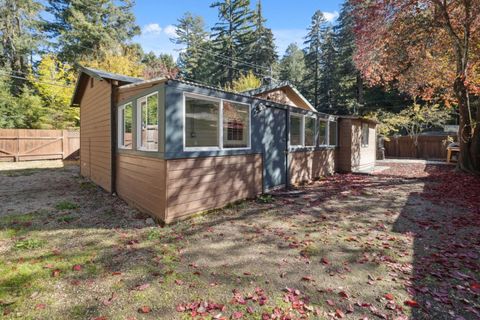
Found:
80,67 -> 143,84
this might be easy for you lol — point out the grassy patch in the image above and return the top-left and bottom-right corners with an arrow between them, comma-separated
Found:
14,238 -> 44,250
257,194 -> 274,204
55,201 -> 79,210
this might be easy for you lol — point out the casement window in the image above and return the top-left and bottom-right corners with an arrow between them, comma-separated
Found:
137,92 -> 158,151
118,102 -> 133,149
223,101 -> 249,148
184,93 -> 250,150
361,123 -> 369,147
304,116 -> 316,147
318,119 -> 328,146
329,120 -> 338,146
289,114 -> 303,146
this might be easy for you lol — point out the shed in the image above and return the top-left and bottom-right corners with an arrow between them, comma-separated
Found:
72,67 -> 377,223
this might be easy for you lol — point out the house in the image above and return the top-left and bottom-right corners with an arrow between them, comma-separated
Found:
71,67 -> 377,224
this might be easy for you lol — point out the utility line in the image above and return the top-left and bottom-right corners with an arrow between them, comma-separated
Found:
0,70 -> 74,89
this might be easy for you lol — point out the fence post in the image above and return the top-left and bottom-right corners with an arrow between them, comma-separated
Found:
14,129 -> 19,162
62,130 -> 67,159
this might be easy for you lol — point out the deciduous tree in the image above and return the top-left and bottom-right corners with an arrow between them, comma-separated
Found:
351,0 -> 480,172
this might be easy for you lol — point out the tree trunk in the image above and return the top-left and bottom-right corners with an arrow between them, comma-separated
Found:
455,77 -> 480,173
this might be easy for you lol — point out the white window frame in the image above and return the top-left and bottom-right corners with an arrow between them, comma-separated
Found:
304,115 -> 316,147
118,102 -> 133,149
136,92 -> 159,152
318,118 -> 329,147
183,92 -> 251,152
289,113 -> 304,147
328,117 -> 338,147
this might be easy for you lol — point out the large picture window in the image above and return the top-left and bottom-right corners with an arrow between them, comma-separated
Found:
184,94 -> 250,150
137,93 -> 158,151
304,116 -> 316,147
118,103 -> 133,149
290,114 -> 303,146
223,101 -> 249,148
318,120 -> 327,146
329,120 -> 338,146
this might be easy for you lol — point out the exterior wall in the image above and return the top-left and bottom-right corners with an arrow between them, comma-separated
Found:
80,77 -> 112,192
116,153 -> 167,221
165,154 -> 263,223
336,119 -> 352,172
289,149 -> 335,184
351,120 -> 376,171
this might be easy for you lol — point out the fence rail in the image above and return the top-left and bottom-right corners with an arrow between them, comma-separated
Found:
384,134 -> 456,160
0,129 -> 79,162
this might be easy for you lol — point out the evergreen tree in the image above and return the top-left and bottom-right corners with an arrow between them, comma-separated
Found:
278,43 -> 306,90
317,26 -> 338,113
172,12 -> 211,83
334,0 -> 363,114
303,10 -> 327,109
0,0 -> 43,91
45,0 -> 140,64
248,0 -> 277,77
210,0 -> 255,85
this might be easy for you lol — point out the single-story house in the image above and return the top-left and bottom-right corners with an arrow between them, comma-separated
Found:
71,67 -> 377,224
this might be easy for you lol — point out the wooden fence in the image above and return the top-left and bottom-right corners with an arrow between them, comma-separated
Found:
384,134 -> 455,160
0,129 -> 80,162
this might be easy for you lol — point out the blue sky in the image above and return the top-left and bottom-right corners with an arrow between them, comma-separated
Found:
133,0 -> 344,59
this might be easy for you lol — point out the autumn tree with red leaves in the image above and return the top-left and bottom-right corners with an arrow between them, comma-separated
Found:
351,0 -> 480,173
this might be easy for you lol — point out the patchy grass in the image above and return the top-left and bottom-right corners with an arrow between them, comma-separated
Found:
0,161 -> 478,319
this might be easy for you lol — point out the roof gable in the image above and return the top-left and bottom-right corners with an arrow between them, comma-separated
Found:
71,66 -> 142,106
241,81 -> 316,111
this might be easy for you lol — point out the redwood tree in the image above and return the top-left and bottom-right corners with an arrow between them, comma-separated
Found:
351,0 -> 480,172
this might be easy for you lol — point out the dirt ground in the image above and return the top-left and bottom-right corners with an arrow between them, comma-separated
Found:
0,160 -> 479,320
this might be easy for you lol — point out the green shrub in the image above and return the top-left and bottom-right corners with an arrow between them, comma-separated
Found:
257,194 -> 274,204
14,239 -> 44,250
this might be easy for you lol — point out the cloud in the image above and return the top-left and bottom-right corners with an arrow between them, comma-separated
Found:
323,11 -> 339,22
163,25 -> 177,38
142,23 -> 162,35
272,29 -> 306,56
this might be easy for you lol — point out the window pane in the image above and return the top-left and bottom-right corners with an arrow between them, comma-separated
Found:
139,94 -> 158,151
318,120 -> 327,145
329,121 -> 337,146
304,117 -> 315,146
362,123 -> 369,146
122,103 -> 132,149
185,96 -> 219,148
290,115 -> 302,146
223,101 -> 249,148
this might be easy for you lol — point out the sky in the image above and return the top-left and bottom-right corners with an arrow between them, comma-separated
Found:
133,0 -> 344,59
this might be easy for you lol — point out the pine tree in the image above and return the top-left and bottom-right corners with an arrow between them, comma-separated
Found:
303,10 -> 327,109
210,0 -> 255,85
45,0 -> 140,64
334,0 -> 363,114
0,0 -> 43,92
317,26 -> 338,113
279,43 -> 306,90
248,0 -> 277,78
172,12 -> 211,83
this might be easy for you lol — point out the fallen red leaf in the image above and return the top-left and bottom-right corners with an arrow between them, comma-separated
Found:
72,265 -> 82,271
326,299 -> 335,306
138,306 -> 151,314
51,269 -> 61,277
232,311 -> 244,319
321,257 -> 330,265
404,300 -> 419,307
335,309 -> 345,318
35,303 -> 46,310
384,293 -> 394,301
339,291 -> 349,299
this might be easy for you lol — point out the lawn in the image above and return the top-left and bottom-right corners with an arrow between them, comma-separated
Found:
0,161 -> 479,320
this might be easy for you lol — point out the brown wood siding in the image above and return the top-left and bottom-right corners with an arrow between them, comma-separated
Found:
165,154 -> 263,223
336,119 -> 352,172
116,153 -> 167,221
289,149 -> 335,184
80,77 -> 112,192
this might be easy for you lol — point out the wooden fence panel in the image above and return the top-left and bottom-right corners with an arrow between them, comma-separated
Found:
0,129 -> 80,162
384,135 -> 455,160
